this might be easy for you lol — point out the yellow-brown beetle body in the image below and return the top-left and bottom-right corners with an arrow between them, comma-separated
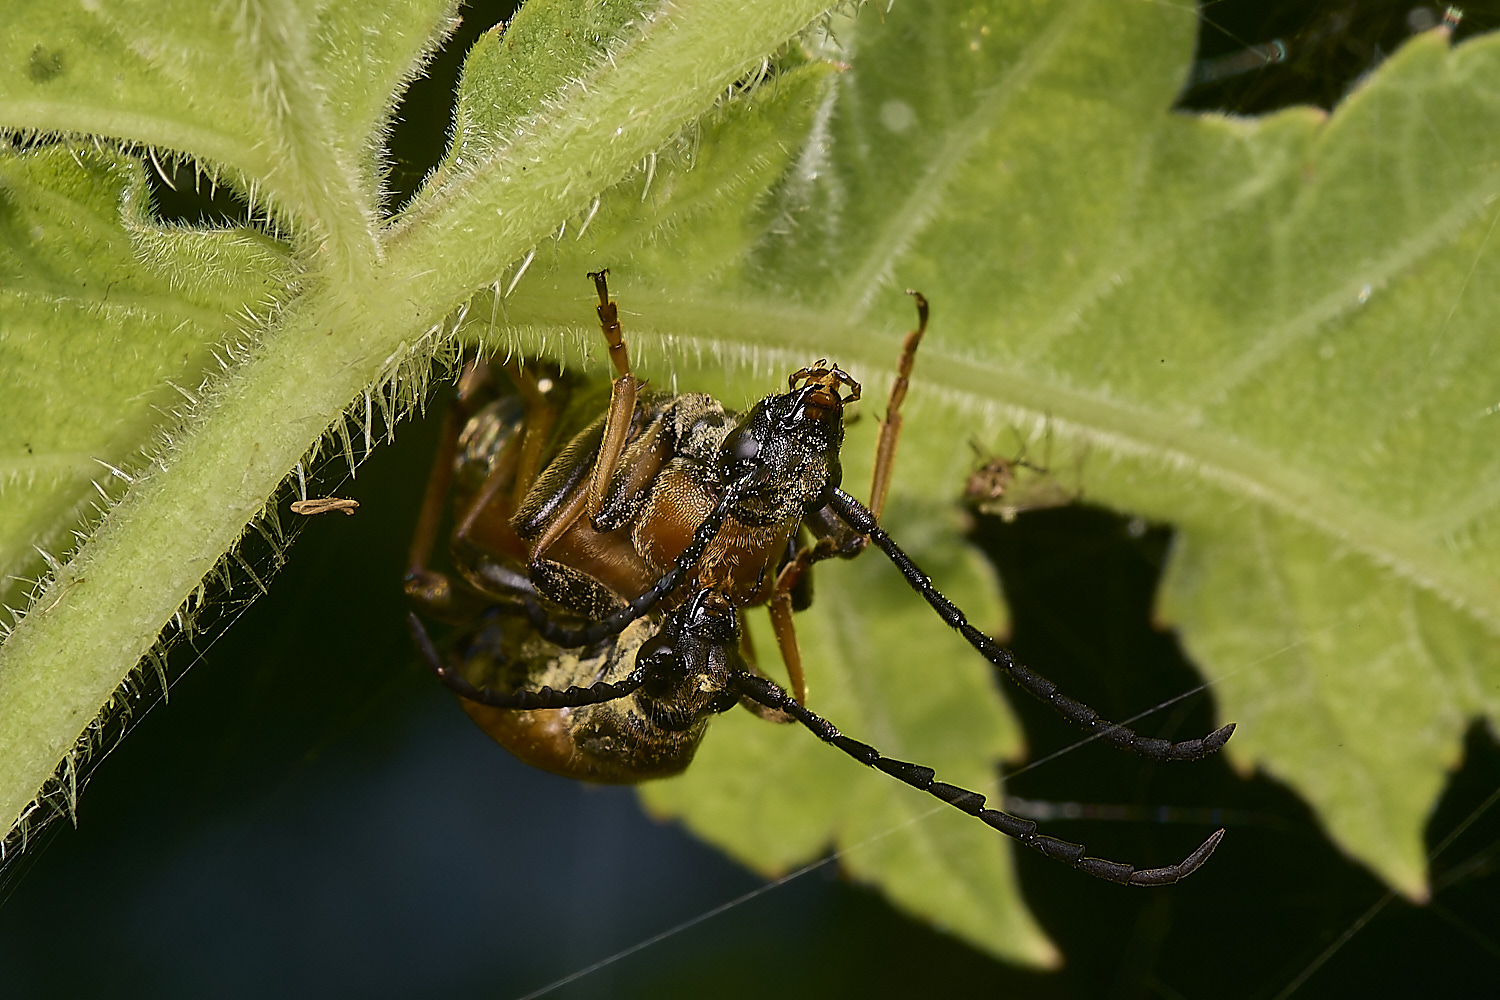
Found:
404,274 -> 1232,885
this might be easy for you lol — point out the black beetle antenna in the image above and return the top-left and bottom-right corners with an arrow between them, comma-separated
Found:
732,670 -> 1224,885
826,489 -> 1235,761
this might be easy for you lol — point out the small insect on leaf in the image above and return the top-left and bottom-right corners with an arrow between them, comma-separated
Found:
289,498 -> 360,516
963,449 -> 1080,523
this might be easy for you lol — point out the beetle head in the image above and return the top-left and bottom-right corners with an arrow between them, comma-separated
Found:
715,361 -> 860,524
632,589 -> 743,731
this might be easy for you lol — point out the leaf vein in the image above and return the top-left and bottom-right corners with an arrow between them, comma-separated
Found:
1189,175 -> 1500,406
833,0 -> 1090,322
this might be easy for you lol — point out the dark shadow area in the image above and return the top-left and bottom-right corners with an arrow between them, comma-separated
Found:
146,157 -> 260,230
382,0 -> 520,213
972,507 -> 1500,999
1178,0 -> 1500,114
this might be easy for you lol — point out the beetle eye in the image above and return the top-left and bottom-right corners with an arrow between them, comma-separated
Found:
637,633 -> 682,679
708,689 -> 740,715
719,424 -> 760,469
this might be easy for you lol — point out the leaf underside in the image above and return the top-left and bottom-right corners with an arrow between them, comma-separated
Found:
489,0 -> 1500,912
3,0 -> 1499,969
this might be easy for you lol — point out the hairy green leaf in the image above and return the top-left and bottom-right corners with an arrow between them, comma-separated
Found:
0,145 -> 293,612
439,0 -> 656,169
490,0 -> 1500,922
0,0 -> 457,272
7,0 -> 1499,971
0,0 -> 837,878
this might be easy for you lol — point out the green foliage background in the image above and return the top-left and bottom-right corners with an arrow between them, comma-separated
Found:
2,0 -> 1499,973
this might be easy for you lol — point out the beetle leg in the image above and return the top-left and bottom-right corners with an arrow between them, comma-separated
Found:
868,290 -> 929,523
589,268 -> 633,379
736,608 -> 758,666
407,359 -> 489,621
731,608 -> 796,724
802,503 -> 868,559
757,526 -> 857,704
448,360 -> 560,550
766,597 -> 807,705
765,539 -> 833,705
501,361 -> 563,512
527,376 -> 641,559
528,273 -> 644,559
452,431 -> 524,549
582,271 -> 644,522
584,372 -> 642,521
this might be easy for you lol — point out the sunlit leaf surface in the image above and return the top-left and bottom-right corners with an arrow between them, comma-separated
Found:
494,0 -> 1500,928
0,147 -> 292,610
0,0 -> 835,880
5,0 -> 1500,969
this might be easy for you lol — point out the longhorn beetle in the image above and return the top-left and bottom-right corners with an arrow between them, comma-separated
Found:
406,272 -> 1233,885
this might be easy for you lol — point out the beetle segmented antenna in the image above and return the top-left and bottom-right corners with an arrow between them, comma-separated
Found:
408,613 -> 652,709
731,670 -> 1224,885
523,469 -> 768,648
827,489 -> 1235,761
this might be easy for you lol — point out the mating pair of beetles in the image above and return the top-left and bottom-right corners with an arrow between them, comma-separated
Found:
405,272 -> 1233,886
